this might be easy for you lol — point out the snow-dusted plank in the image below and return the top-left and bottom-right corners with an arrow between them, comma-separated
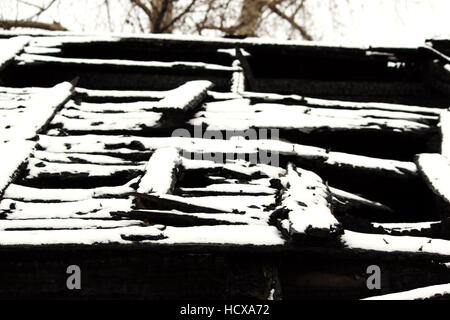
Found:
330,186 -> 394,215
64,100 -> 159,113
156,225 -> 285,246
202,101 -> 437,124
18,53 -> 238,72
341,230 -> 450,257
0,82 -> 74,140
415,153 -> 450,205
114,209 -> 262,227
0,224 -> 284,246
60,108 -> 161,119
440,110 -> 450,159
1,198 -> 132,219
3,177 -> 139,202
363,283 -> 450,300
25,158 -> 144,179
0,36 -> 30,71
242,91 -> 443,116
274,164 -> 341,240
181,157 -> 285,180
0,219 -> 141,231
32,150 -> 141,165
50,113 -> 162,132
75,87 -> 168,101
36,135 -> 417,179
132,192 -> 274,215
0,225 -> 164,246
371,221 -> 439,235
191,111 -> 431,133
137,147 -> 181,194
154,80 -> 212,111
0,141 -> 35,197
179,183 -> 276,196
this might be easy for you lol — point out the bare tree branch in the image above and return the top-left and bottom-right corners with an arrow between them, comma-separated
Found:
160,0 -> 197,33
267,2 -> 312,40
0,19 -> 67,31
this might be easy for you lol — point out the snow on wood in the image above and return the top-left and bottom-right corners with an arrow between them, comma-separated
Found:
363,283 -> 450,300
32,150 -> 142,165
1,198 -> 133,219
64,100 -> 159,113
179,183 -> 276,196
440,110 -> 450,159
0,141 -> 35,197
157,225 -> 285,246
0,82 -> 74,140
329,186 -> 394,215
0,36 -> 30,71
114,209 -> 262,226
26,158 -> 144,179
0,223 -> 285,246
242,91 -> 443,116
341,230 -> 450,257
132,192 -> 274,215
191,110 -> 431,133
3,177 -> 139,202
275,164 -> 341,240
76,87 -> 168,100
18,53 -> 238,72
415,153 -> 450,205
51,113 -> 162,132
0,225 -> 164,246
0,218 -> 141,231
36,135 -> 416,178
371,221 -> 439,234
154,81 -> 213,111
202,101 -> 437,124
137,147 -> 181,194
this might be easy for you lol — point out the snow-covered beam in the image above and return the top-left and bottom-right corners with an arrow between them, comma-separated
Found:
1,81 -> 74,141
341,230 -> 450,259
330,186 -> 394,218
3,176 -> 139,202
415,153 -> 450,208
241,91 -> 443,116
1,198 -> 132,219
274,164 -> 341,241
137,148 -> 181,195
36,135 -> 417,179
0,36 -> 29,71
363,283 -> 450,300
18,53 -> 237,73
0,141 -> 35,198
154,80 -> 213,112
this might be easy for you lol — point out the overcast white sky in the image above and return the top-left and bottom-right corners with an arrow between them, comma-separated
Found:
1,0 -> 449,46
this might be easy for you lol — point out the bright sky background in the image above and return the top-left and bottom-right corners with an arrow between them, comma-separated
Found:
1,0 -> 449,46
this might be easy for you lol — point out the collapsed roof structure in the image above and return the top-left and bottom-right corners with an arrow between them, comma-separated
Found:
0,32 -> 450,299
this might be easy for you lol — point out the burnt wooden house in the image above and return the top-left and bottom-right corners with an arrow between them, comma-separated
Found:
0,32 -> 450,300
